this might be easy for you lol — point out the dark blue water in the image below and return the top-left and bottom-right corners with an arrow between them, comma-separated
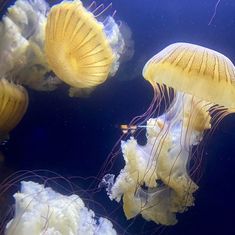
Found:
1,0 -> 235,234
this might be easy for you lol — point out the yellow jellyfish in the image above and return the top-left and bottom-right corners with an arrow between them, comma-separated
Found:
102,43 -> 235,225
45,0 -> 125,95
0,78 -> 28,142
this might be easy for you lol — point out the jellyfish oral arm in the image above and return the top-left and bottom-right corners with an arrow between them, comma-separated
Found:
102,92 -> 211,225
5,181 -> 117,235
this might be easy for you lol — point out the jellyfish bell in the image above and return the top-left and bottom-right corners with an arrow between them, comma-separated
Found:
143,42 -> 235,111
45,0 -> 126,96
102,42 -> 235,226
0,78 -> 28,144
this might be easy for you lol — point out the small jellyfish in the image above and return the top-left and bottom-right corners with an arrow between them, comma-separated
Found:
45,0 -> 125,96
0,78 -> 28,143
102,43 -> 235,225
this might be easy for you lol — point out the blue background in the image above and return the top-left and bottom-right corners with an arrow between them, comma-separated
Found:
1,0 -> 235,234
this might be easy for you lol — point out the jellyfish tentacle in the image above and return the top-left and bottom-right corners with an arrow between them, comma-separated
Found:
94,3 -> 113,18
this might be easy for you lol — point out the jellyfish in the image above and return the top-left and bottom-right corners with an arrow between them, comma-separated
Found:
45,0 -> 126,97
0,78 -> 28,143
101,42 -> 235,225
4,180 -> 117,235
0,0 -> 61,91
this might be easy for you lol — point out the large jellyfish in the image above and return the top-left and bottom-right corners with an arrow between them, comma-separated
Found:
101,42 -> 235,225
0,0 -> 61,91
45,0 -> 126,97
4,180 -> 117,235
0,78 -> 28,143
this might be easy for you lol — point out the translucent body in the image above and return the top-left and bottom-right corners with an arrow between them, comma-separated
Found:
0,79 -> 28,140
45,0 -> 125,90
5,181 -> 117,235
